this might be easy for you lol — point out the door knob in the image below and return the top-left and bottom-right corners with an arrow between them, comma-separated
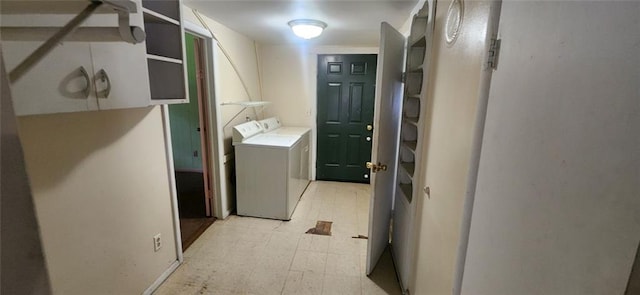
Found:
366,161 -> 388,173
367,124 -> 373,131
366,136 -> 371,142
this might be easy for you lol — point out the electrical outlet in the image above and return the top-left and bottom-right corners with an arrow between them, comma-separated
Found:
153,234 -> 162,252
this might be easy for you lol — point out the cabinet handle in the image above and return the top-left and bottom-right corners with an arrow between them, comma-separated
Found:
79,66 -> 91,99
96,69 -> 111,98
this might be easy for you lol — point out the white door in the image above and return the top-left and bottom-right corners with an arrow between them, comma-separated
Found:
366,22 -> 405,274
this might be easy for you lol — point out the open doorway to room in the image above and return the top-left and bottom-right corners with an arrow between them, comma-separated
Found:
316,54 -> 378,184
168,32 -> 215,250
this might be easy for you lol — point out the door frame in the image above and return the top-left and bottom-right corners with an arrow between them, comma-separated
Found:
161,20 -> 225,257
192,35 -> 214,216
450,1 -> 502,294
182,20 -> 226,220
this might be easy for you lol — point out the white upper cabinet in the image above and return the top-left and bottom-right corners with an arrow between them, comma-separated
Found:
3,42 -> 97,115
0,0 -> 188,116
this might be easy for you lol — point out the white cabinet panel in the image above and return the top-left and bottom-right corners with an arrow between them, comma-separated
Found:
89,0 -> 150,110
91,42 -> 150,110
3,42 -> 96,116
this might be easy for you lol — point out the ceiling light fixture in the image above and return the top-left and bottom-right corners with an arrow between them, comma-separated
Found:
288,19 -> 327,39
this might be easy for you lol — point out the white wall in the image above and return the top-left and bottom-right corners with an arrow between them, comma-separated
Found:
257,45 -> 378,179
17,107 -> 177,294
1,51 -> 52,294
461,2 -> 640,294
183,7 -> 263,152
183,6 -> 264,217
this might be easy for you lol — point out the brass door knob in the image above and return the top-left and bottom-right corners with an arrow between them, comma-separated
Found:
367,124 -> 373,131
366,161 -> 388,173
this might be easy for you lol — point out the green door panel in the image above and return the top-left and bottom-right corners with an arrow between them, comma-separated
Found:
316,54 -> 377,183
169,33 -> 202,171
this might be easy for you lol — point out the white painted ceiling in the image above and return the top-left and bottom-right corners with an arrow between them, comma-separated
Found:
184,0 -> 419,46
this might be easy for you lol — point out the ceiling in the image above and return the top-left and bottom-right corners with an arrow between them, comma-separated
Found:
184,0 -> 420,46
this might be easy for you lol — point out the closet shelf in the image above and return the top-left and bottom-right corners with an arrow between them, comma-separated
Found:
408,64 -> 424,72
143,8 -> 179,25
398,183 -> 413,202
406,94 -> 421,100
403,116 -> 419,127
402,140 -> 418,152
400,162 -> 415,178
410,35 -> 426,48
147,54 -> 182,64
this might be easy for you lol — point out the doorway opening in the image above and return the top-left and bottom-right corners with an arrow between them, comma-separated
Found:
168,32 -> 215,250
316,54 -> 378,184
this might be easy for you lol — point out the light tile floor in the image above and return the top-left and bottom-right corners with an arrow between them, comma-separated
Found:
155,181 -> 401,295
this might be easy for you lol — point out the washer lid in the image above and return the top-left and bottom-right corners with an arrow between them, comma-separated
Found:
232,120 -> 264,145
268,127 -> 311,137
242,134 -> 299,148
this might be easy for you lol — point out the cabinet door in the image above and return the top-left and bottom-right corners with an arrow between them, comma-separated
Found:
3,41 -> 96,116
89,0 -> 150,110
90,42 -> 150,110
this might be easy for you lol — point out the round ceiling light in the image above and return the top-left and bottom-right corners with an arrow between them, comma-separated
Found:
288,19 -> 327,39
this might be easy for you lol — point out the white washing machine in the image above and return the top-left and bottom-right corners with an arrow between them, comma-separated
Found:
232,120 -> 308,220
258,117 -> 311,195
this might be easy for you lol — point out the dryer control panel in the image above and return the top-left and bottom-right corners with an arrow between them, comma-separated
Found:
258,117 -> 282,132
232,120 -> 264,145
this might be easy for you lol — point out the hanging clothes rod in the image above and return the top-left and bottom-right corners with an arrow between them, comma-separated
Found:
4,0 -> 145,83
1,27 -> 142,42
1,0 -> 136,15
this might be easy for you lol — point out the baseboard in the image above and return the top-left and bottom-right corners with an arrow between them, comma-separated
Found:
222,208 -> 233,219
142,260 -> 181,295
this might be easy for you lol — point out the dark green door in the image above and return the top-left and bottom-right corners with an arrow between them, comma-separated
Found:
169,33 -> 201,171
316,54 -> 377,183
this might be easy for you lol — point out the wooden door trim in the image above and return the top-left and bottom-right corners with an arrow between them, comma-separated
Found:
192,36 -> 214,217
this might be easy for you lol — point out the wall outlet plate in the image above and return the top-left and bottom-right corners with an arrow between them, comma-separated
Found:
153,234 -> 162,252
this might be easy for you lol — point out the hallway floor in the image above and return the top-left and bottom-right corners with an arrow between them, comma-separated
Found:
155,181 -> 401,294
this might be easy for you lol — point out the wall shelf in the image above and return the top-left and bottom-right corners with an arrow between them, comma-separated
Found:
221,101 -> 271,107
396,6 -> 430,204
142,0 -> 187,103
